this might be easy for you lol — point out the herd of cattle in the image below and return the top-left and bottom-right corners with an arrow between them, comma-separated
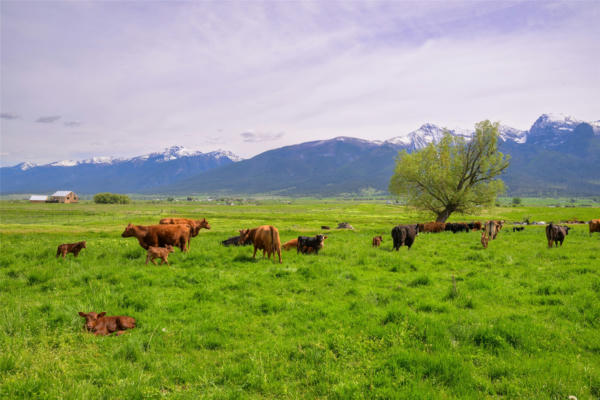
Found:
56,216 -> 599,335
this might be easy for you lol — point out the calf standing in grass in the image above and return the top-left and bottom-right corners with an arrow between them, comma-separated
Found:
56,241 -> 86,258
372,236 -> 383,247
146,245 -> 174,265
78,311 -> 136,336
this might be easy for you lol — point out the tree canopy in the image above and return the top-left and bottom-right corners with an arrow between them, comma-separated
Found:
389,120 -> 510,222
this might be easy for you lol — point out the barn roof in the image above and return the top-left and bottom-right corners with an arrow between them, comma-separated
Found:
51,190 -> 74,197
29,195 -> 48,201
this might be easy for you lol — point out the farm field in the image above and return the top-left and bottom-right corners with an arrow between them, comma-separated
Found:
0,201 -> 599,399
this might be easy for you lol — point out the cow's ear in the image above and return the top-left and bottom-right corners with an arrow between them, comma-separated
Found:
78,312 -> 87,317
98,312 -> 106,318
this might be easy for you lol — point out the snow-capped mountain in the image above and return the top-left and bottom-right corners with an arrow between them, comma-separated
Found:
526,113 -> 597,147
1,146 -> 241,194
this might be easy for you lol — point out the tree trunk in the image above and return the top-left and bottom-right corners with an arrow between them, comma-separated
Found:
435,208 -> 453,223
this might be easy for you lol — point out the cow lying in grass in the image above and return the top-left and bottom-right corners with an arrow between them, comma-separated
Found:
297,235 -> 327,254
222,235 -> 252,246
372,236 -> 383,247
122,223 -> 191,252
239,225 -> 282,263
146,245 -> 174,265
546,223 -> 570,248
78,311 -> 136,336
513,227 -> 525,232
56,241 -> 86,258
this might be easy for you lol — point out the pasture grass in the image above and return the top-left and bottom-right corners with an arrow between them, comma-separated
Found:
0,201 -> 599,399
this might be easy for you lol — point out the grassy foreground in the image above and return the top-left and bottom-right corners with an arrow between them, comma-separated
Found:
0,201 -> 599,399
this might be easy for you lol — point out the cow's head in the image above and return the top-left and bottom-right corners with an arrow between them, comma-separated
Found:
376,236 -> 383,241
121,223 -> 135,237
78,311 -> 107,331
81,241 -> 87,248
239,229 -> 251,244
165,244 -> 174,253
564,226 -> 571,235
197,218 -> 211,230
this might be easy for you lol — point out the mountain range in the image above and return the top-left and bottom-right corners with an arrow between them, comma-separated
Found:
2,114 -> 599,196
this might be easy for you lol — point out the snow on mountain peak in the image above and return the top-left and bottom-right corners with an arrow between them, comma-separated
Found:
207,149 -> 243,162
50,160 -> 78,167
17,162 -> 38,171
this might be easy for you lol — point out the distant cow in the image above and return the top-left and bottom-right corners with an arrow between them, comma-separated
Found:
445,223 -> 469,233
481,220 -> 502,248
221,235 -> 252,246
146,245 -> 174,265
297,235 -> 327,255
422,222 -> 446,233
239,225 -> 282,263
78,311 -> 136,336
121,223 -> 191,252
391,224 -> 419,250
513,227 -> 525,232
321,226 -> 331,230
56,241 -> 86,258
337,222 -> 354,230
468,221 -> 482,231
372,236 -> 383,247
590,219 -> 600,235
546,223 -> 570,248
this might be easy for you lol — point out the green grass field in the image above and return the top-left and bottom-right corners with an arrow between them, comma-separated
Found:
1,201 -> 599,399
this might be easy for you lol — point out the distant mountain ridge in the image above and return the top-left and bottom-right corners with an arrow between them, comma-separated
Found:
2,114 -> 599,196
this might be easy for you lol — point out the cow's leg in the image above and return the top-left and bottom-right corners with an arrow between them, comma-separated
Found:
151,257 -> 157,265
277,249 -> 282,264
548,239 -> 553,248
145,255 -> 150,265
62,250 -> 67,259
252,246 -> 258,259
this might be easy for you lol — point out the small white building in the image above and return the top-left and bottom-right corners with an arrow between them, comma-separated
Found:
29,195 -> 48,203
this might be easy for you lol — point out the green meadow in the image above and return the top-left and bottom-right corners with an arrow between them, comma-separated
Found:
0,201 -> 599,399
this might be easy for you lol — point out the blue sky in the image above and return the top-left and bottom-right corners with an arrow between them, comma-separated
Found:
1,1 -> 599,165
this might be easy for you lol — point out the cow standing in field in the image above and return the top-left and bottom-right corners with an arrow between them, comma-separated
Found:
481,220 -> 502,248
121,223 -> 191,252
589,219 -> 600,235
239,225 -> 282,263
391,224 -> 419,250
422,222 -> 446,233
297,235 -> 327,255
159,218 -> 210,249
372,236 -> 383,247
546,223 -> 570,248
78,311 -> 136,336
56,241 -> 86,258
146,245 -> 174,265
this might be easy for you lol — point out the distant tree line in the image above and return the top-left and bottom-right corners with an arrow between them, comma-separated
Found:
93,193 -> 130,204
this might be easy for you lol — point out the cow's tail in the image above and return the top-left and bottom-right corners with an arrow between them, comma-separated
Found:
270,226 -> 276,253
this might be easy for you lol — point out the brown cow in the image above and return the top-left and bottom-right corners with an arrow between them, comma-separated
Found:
239,225 -> 282,263
589,219 -> 600,235
146,245 -> 174,265
423,222 -> 446,233
372,236 -> 383,247
481,220 -> 501,248
472,221 -> 482,231
56,241 -> 86,258
480,230 -> 489,249
159,217 -> 210,236
546,223 -> 570,248
78,311 -> 136,336
121,223 -> 191,252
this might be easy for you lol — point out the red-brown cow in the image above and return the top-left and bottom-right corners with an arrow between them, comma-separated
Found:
56,241 -> 86,258
78,311 -> 136,336
121,223 -> 191,252
589,219 -> 600,235
239,225 -> 282,263
372,236 -> 383,247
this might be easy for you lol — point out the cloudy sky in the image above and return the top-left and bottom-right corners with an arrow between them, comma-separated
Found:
1,1 -> 599,166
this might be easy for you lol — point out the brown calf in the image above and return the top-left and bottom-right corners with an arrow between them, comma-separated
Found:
146,245 -> 174,265
372,236 -> 383,247
590,219 -> 600,234
56,241 -> 86,258
122,223 -> 191,252
78,311 -> 136,336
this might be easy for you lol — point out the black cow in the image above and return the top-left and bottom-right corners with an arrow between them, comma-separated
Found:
512,227 -> 525,232
391,224 -> 419,250
221,236 -> 253,246
297,234 -> 325,254
445,223 -> 469,233
545,223 -> 570,248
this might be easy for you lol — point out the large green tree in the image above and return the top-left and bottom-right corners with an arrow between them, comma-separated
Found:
389,120 -> 510,222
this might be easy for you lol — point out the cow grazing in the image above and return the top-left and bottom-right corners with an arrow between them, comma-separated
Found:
78,311 -> 136,336
146,245 -> 174,265
239,225 -> 282,263
222,235 -> 252,246
321,226 -> 331,230
546,223 -> 570,248
121,223 -> 191,252
481,220 -> 502,248
589,219 -> 600,235
372,236 -> 383,247
512,227 -> 525,232
159,217 -> 210,237
445,223 -> 469,233
56,241 -> 86,258
422,222 -> 446,233
297,235 -> 327,255
391,224 -> 419,250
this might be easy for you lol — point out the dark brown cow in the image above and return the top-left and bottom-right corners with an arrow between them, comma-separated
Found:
589,219 -> 600,235
78,311 -> 136,336
239,225 -> 282,263
546,223 -> 570,248
121,223 -> 191,252
372,236 -> 383,247
422,222 -> 446,233
56,241 -> 86,258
